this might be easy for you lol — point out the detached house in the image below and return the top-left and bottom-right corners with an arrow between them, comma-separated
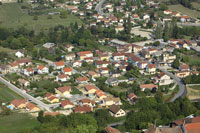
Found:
62,67 -> 73,75
54,61 -> 65,69
95,61 -> 110,68
61,100 -> 74,109
79,98 -> 95,107
85,84 -> 98,94
88,71 -> 100,79
108,105 -> 126,117
74,105 -> 93,113
56,86 -> 71,97
152,72 -> 173,86
24,68 -> 34,76
95,90 -> 107,100
56,74 -> 69,82
179,64 -> 190,71
64,44 -> 74,52
175,71 -> 190,78
76,76 -> 89,84
73,61 -> 82,67
38,65 -> 49,74
113,53 -> 125,61
44,92 -> 59,103
140,84 -> 158,91
26,103 -> 40,112
65,53 -> 76,61
10,99 -> 27,109
77,51 -> 93,61
146,64 -> 156,74
127,93 -> 137,104
16,58 -> 32,67
103,97 -> 122,106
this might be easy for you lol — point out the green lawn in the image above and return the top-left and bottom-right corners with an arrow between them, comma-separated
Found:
168,4 -> 200,18
0,83 -> 23,102
0,3 -> 82,33
0,113 -> 39,133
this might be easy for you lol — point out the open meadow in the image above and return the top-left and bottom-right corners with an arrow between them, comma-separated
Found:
168,4 -> 200,18
0,3 -> 82,33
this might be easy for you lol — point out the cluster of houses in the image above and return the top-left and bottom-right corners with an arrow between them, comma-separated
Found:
145,115 -> 200,133
8,99 -> 40,112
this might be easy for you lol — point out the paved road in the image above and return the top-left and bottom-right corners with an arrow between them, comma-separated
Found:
107,120 -> 125,127
0,76 -> 56,112
95,0 -> 106,14
158,68 -> 187,102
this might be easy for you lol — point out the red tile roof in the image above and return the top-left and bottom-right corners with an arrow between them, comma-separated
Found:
58,86 -> 71,93
61,100 -> 73,107
184,123 -> 200,133
55,61 -> 65,66
76,77 -> 89,82
77,51 -> 93,56
63,67 -> 72,72
38,65 -> 45,70
140,84 -> 158,89
44,92 -> 54,98
26,103 -> 38,110
26,68 -> 34,72
43,112 -> 60,117
85,84 -> 97,91
11,99 -> 27,107
74,105 -> 93,113
104,126 -> 120,133
79,98 -> 95,105
58,74 -> 67,79
148,64 -> 156,68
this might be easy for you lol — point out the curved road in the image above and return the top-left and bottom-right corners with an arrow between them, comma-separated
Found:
95,0 -> 106,14
158,68 -> 187,102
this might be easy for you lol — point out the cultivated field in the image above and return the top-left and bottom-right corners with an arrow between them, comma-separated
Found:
0,83 -> 23,102
0,3 -> 82,33
168,4 -> 200,18
0,113 -> 39,133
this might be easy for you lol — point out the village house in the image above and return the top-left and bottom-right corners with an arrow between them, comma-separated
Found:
95,61 -> 110,68
56,74 -> 69,82
113,53 -> 125,61
61,100 -> 74,109
77,51 -> 93,61
146,64 -> 156,74
152,72 -> 173,86
105,77 -> 119,86
130,44 -> 143,53
18,78 -> 30,87
84,57 -> 94,63
9,62 -> 19,72
72,61 -> 82,67
162,52 -> 176,64
179,64 -> 190,71
10,99 -> 27,109
65,53 -> 76,61
103,97 -> 122,106
79,98 -> 95,107
140,84 -> 158,91
26,103 -> 40,112
54,61 -> 65,69
56,86 -> 71,97
110,70 -> 121,78
175,71 -> 190,78
141,50 -> 151,59
64,44 -> 74,52
95,90 -> 107,100
127,93 -> 137,104
76,76 -> 89,84
99,67 -> 109,76
44,92 -> 59,103
138,61 -> 148,69
108,105 -> 126,117
85,84 -> 98,95
88,71 -> 100,79
74,105 -> 93,113
23,68 -> 34,76
163,10 -> 172,15
37,65 -> 49,74
0,64 -> 10,74
15,51 -> 24,58
16,58 -> 32,67
62,67 -> 73,75
180,16 -> 190,23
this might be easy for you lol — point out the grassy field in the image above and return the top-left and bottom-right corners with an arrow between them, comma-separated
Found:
187,86 -> 200,100
0,46 -> 15,53
0,113 -> 39,133
0,3 -> 82,33
192,2 -> 200,10
168,4 -> 200,18
0,83 -> 23,102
